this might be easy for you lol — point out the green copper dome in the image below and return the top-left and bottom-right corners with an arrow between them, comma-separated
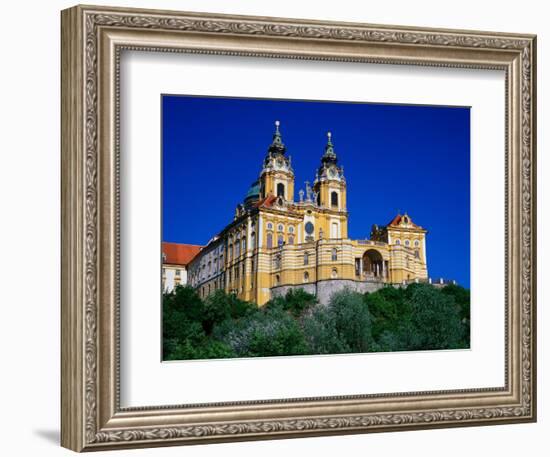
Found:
245,180 -> 260,198
244,180 -> 260,207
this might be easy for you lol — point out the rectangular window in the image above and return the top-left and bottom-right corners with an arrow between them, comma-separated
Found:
331,222 -> 339,239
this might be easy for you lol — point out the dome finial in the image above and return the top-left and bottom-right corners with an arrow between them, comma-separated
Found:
267,119 -> 286,155
322,130 -> 336,162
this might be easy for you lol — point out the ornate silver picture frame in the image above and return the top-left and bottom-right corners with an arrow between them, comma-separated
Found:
61,4 -> 536,452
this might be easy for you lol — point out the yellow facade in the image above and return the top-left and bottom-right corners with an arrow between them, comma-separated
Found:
188,122 -> 428,306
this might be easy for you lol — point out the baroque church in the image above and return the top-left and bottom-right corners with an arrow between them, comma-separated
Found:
187,121 -> 428,305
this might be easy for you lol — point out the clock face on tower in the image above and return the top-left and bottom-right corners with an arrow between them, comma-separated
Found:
305,222 -> 314,235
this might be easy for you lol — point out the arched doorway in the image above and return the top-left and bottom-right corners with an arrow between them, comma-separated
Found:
362,249 -> 385,280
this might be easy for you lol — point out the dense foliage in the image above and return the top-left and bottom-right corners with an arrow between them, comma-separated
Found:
162,283 -> 470,361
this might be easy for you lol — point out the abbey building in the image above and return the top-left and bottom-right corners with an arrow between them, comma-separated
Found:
188,121 -> 428,305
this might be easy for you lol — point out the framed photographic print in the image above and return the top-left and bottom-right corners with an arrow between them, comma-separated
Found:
61,4 -> 537,452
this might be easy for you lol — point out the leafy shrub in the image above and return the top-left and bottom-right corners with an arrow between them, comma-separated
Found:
218,307 -> 308,357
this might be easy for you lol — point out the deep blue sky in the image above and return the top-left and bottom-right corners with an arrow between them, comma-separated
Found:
162,95 -> 470,287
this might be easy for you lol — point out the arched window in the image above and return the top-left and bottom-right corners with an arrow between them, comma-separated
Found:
288,235 -> 294,245
242,238 -> 246,252
277,224 -> 284,232
235,238 -> 241,257
331,191 -> 338,208
414,240 -> 420,247
304,252 -> 309,265
277,234 -> 284,246
405,239 -> 410,247
275,274 -> 280,286
277,183 -> 285,198
288,226 -> 294,233
304,272 -> 309,283
228,243 -> 233,260
267,222 -> 273,230
250,232 -> 256,249
266,232 -> 273,248
331,248 -> 338,261
395,239 -> 401,245
317,193 -> 321,206
331,268 -> 338,278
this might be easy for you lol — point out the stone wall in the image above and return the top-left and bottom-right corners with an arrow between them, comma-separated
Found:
271,279 -> 384,305
271,283 -> 317,299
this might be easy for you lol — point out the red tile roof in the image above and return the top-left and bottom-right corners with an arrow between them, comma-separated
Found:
388,214 -> 420,229
254,195 -> 277,208
162,242 -> 202,266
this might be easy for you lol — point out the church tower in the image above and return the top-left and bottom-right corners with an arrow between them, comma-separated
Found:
313,132 -> 347,212
259,121 -> 295,202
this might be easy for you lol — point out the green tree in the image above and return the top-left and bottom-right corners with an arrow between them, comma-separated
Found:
364,286 -> 408,340
303,289 -> 373,354
302,305 -> 349,354
162,286 -> 206,359
165,285 -> 204,323
330,289 -> 373,352
202,290 -> 256,334
406,284 -> 465,350
441,283 -> 470,348
265,288 -> 317,317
